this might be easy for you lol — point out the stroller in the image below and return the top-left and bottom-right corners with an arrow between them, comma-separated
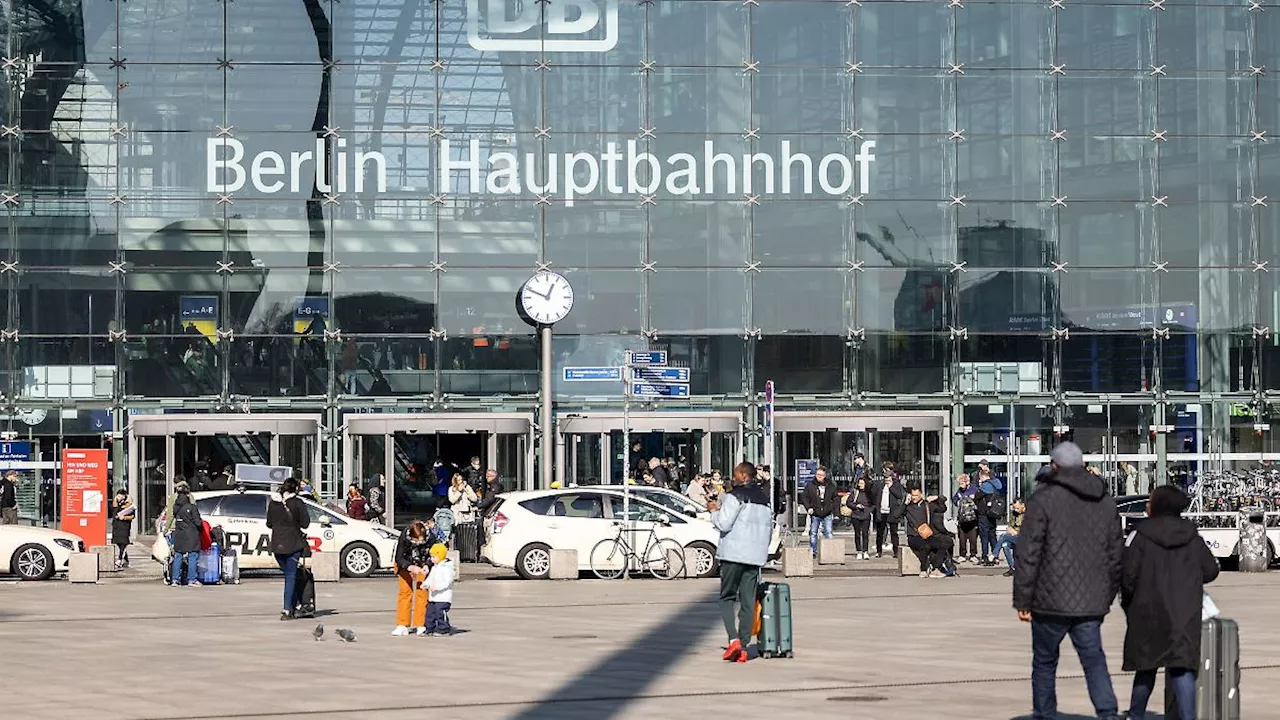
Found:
433,506 -> 455,545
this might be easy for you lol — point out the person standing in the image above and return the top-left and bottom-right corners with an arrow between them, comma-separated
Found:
708,462 -> 773,664
846,477 -> 873,560
952,473 -> 980,563
448,473 -> 479,525
463,456 -> 486,491
800,466 -> 839,556
975,470 -> 1005,566
266,478 -> 311,621
648,457 -> 670,489
1120,486 -> 1220,720
686,473 -> 710,507
476,468 -> 504,515
366,474 -> 386,525
345,484 -> 367,520
169,485 -> 203,587
872,468 -> 906,558
0,470 -> 18,524
1013,442 -> 1124,720
110,488 -> 135,568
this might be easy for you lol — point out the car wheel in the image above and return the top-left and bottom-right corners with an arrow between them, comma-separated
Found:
516,543 -> 552,580
12,543 -> 54,581
340,542 -> 378,578
686,541 -> 718,578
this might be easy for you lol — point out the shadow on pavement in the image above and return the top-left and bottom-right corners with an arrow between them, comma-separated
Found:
1011,715 -> 1164,720
510,590 -> 721,720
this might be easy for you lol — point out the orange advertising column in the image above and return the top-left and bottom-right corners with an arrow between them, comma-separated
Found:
61,448 -> 109,548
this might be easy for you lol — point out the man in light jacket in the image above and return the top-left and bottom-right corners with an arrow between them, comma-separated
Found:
709,462 -> 773,664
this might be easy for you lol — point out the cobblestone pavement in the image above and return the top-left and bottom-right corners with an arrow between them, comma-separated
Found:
3,570 -> 1278,719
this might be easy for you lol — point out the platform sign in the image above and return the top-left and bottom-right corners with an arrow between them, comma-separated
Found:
0,441 -> 31,462
629,351 -> 667,365
179,295 -> 219,343
796,459 -> 818,490
631,382 -> 689,398
564,366 -> 623,382
61,448 -> 109,548
630,366 -> 689,383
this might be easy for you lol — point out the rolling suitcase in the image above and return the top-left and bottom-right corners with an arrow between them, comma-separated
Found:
294,563 -> 316,618
220,549 -> 240,585
195,544 -> 222,585
756,580 -> 794,658
1197,617 -> 1241,720
455,521 -> 481,562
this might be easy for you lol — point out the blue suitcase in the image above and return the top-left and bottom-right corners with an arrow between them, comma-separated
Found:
757,581 -> 794,659
196,545 -> 222,585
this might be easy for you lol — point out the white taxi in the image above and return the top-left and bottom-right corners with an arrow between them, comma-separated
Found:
192,490 -> 400,578
0,524 -> 85,580
481,488 -> 722,580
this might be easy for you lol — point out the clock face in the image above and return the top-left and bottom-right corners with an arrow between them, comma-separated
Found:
520,271 -> 574,325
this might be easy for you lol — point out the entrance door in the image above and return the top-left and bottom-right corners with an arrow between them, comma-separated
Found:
128,414 -> 323,536
342,413 -> 533,529
773,412 -> 949,525
556,412 -> 743,487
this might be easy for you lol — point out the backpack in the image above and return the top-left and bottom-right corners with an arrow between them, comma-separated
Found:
958,495 -> 977,524
986,494 -> 1006,521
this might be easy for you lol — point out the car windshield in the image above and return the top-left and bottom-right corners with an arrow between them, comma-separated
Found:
607,495 -> 684,524
303,501 -> 347,525
636,489 -> 700,514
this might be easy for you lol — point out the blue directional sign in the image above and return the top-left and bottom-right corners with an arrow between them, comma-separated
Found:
796,459 -> 818,489
564,366 -> 622,382
630,366 -> 689,383
629,351 -> 668,365
631,382 -> 689,398
0,441 -> 31,462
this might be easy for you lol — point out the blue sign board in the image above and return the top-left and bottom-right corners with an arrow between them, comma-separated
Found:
629,351 -> 667,365
630,366 -> 689,383
564,366 -> 622,382
796,459 -> 818,489
0,441 -> 31,462
179,295 -> 218,320
631,382 -> 689,398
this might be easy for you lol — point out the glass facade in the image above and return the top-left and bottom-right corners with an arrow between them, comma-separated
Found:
5,0 -> 1280,497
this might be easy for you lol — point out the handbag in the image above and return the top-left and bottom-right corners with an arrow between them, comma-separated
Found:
151,534 -> 172,563
916,501 -> 934,540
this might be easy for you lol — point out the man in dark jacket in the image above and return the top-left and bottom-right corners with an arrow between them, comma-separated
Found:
0,470 -> 17,524
800,466 -> 840,557
902,484 -> 955,577
1013,442 -> 1123,720
871,470 -> 906,558
169,489 -> 203,586
463,456 -> 486,490
1120,486 -> 1219,720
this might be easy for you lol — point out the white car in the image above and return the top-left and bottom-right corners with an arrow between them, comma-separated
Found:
191,490 -> 400,578
608,485 -> 783,560
481,488 -> 722,580
0,525 -> 84,580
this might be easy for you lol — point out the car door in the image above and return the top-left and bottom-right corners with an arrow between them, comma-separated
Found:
301,500 -> 347,554
206,493 -> 270,568
545,492 -> 612,561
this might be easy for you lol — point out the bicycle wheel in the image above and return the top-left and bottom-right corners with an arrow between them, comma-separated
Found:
643,538 -> 686,580
589,538 -> 629,580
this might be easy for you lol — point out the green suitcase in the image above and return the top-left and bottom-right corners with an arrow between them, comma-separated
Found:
757,581 -> 794,659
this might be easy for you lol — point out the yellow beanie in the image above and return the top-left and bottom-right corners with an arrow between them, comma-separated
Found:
430,543 -> 448,562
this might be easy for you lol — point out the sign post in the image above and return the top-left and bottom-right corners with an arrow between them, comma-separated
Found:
61,448 -> 109,549
764,380 -> 775,513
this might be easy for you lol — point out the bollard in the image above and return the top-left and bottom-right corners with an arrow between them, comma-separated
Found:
68,553 -> 99,583
1238,511 -> 1270,573
549,549 -> 578,580
90,545 -> 117,573
447,550 -> 461,582
782,547 -> 813,577
817,537 -> 846,565
899,547 -> 923,576
311,551 -> 341,582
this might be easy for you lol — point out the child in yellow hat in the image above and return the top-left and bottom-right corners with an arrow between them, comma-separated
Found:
422,543 -> 455,636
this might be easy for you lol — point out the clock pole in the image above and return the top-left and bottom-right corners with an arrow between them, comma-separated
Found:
540,322 -> 553,490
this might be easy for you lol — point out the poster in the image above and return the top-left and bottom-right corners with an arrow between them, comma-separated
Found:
796,459 -> 818,490
61,448 -> 109,548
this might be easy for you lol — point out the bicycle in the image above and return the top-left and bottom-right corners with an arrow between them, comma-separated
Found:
589,519 -> 687,580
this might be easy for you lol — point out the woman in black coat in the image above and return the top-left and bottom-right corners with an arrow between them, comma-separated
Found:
169,489 -> 203,586
266,478 -> 311,620
1120,486 -> 1219,720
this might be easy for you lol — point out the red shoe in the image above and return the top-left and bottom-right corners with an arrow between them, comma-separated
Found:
722,639 -> 743,662
734,648 -> 749,663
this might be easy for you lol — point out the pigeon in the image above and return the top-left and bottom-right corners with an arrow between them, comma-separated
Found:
336,628 -> 356,643
312,623 -> 324,641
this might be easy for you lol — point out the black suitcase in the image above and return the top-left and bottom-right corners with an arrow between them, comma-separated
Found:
455,521 -> 481,562
1199,617 -> 1241,720
294,564 -> 316,618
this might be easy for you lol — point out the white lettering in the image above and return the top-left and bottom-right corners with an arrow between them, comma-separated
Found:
547,0 -> 600,34
336,138 -> 348,193
526,153 -> 558,194
818,153 -> 854,194
603,142 -> 624,193
355,151 -> 387,193
564,152 -> 600,205
781,141 -> 812,194
743,152 -> 774,194
664,153 -> 700,195
627,140 -> 660,194
206,138 -> 245,193
250,150 -> 285,193
440,139 -> 482,193
856,141 -> 876,195
487,152 -> 520,194
704,141 -> 736,195
289,149 -> 312,193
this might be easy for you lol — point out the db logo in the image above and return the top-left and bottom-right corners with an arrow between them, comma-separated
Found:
467,0 -> 619,53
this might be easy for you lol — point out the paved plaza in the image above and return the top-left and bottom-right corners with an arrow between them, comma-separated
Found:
3,569 -> 1279,719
